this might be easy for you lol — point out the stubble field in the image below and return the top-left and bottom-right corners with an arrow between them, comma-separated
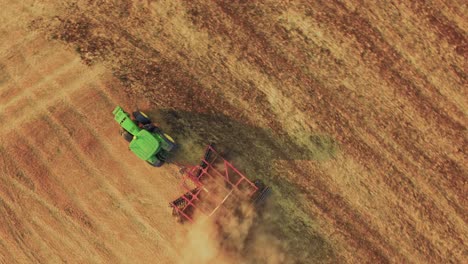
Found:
0,1 -> 466,263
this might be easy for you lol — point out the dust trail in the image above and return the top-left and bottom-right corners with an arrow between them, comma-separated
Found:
177,196 -> 288,264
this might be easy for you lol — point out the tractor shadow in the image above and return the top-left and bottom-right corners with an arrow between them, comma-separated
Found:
149,109 -> 339,262
149,109 -> 338,166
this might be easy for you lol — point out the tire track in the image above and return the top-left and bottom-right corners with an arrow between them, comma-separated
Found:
0,31 -> 43,59
0,167 -> 115,263
0,196 -> 42,263
0,47 -> 77,106
0,58 -> 105,135
3,129 -> 94,230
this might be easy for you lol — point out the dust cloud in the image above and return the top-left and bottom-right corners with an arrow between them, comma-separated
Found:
177,199 -> 288,264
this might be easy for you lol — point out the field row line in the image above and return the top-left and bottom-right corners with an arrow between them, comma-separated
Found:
0,55 -> 82,111
0,149 -> 112,262
0,64 -> 106,137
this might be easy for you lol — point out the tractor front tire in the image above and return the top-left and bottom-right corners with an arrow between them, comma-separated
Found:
133,111 -> 151,125
122,131 -> 133,142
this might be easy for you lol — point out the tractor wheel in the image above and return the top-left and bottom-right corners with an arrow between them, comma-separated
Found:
142,123 -> 161,133
148,158 -> 164,167
120,129 -> 133,142
161,133 -> 177,152
164,133 -> 175,143
123,132 -> 133,142
133,111 -> 151,125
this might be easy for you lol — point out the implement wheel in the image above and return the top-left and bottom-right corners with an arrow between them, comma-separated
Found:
252,179 -> 271,205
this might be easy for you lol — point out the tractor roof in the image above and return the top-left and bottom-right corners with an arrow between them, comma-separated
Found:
129,130 -> 161,160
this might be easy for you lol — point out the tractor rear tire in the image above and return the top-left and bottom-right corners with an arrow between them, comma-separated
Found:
148,158 -> 164,167
133,111 -> 151,125
161,133 -> 177,152
142,123 -> 161,133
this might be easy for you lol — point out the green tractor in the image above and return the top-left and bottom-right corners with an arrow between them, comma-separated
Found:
112,106 -> 176,167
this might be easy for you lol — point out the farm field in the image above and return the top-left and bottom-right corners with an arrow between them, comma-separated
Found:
0,0 -> 466,263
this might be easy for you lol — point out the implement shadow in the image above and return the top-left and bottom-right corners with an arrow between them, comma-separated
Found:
149,109 -> 339,263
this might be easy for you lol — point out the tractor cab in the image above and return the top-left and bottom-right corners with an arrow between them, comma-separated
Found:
113,106 -> 176,167
129,130 -> 161,160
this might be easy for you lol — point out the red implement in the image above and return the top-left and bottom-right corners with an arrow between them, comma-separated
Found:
170,144 -> 269,223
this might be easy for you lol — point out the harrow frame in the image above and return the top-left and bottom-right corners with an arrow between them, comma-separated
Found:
170,144 -> 265,223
